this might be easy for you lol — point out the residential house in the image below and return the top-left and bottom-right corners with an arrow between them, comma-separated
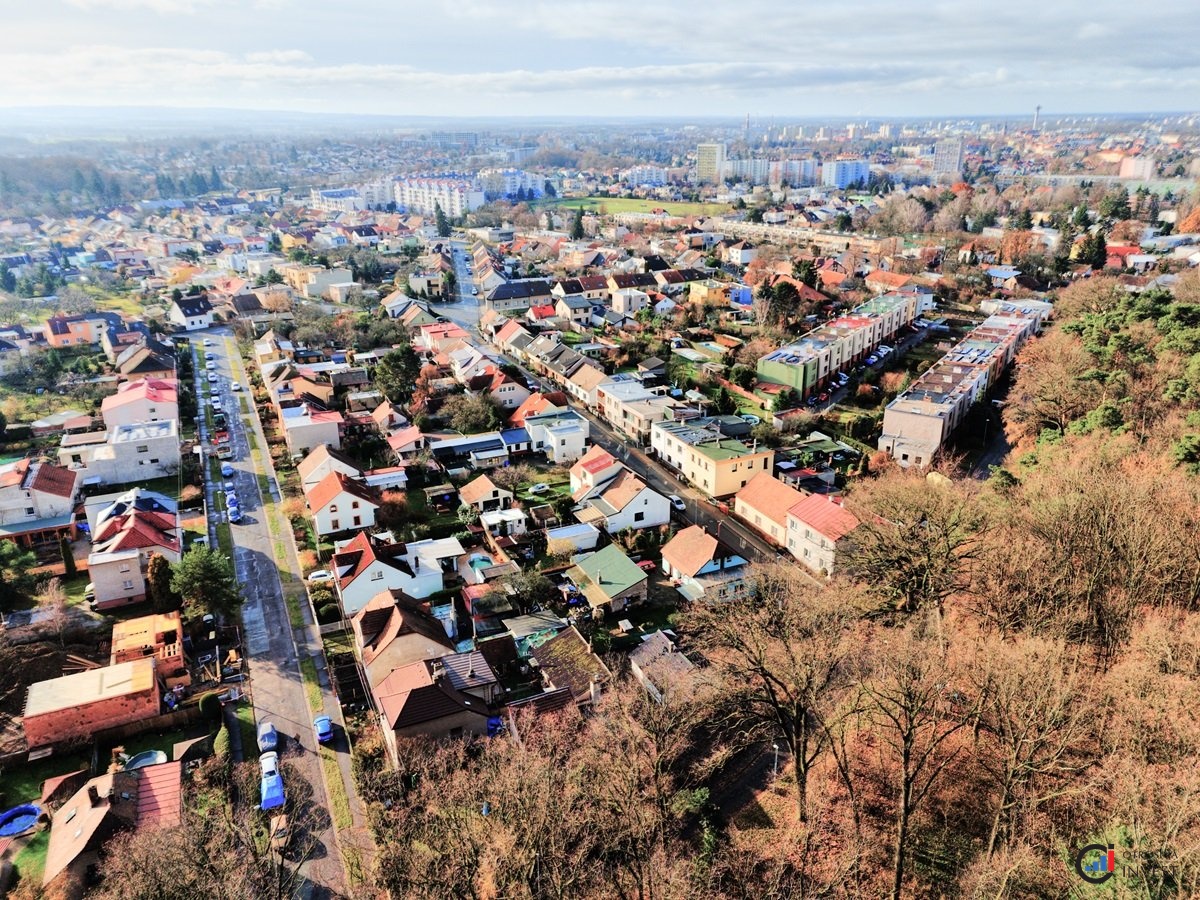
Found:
523,408 -> 590,463
597,376 -> 675,444
566,544 -> 648,613
305,471 -> 380,536
58,420 -> 180,486
334,531 -> 465,613
351,589 -> 457,689
115,339 -> 176,381
732,471 -> 808,547
629,630 -> 704,703
660,524 -> 749,602
99,378 -> 178,428
554,294 -> 593,326
530,625 -> 611,707
650,418 -> 774,498
23,657 -> 160,749
387,425 -> 427,459
0,458 -> 79,546
575,469 -> 671,534
569,445 -> 623,499
458,474 -> 513,512
168,295 -> 214,331
468,369 -> 531,411
483,279 -> 553,314
374,659 -> 491,762
42,764 -> 181,890
88,489 -> 181,610
280,403 -> 343,455
297,444 -> 362,492
565,363 -> 607,407
786,493 -> 861,575
44,313 -> 111,348
611,287 -> 650,317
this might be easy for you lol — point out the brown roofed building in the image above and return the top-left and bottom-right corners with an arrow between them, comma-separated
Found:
373,659 -> 490,763
351,589 -> 456,689
530,625 -> 610,707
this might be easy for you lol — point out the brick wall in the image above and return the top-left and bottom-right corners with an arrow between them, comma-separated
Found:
24,683 -> 162,749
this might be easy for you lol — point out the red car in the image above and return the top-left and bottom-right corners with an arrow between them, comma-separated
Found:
636,560 -> 658,573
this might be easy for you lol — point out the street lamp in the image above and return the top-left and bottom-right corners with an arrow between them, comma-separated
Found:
772,742 -> 780,777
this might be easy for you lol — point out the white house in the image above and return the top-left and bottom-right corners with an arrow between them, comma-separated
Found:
281,404 -> 343,455
576,469 -> 671,534
305,471 -> 380,536
99,378 -> 179,428
785,492 -> 860,575
524,408 -> 589,463
333,531 -> 465,614
660,524 -> 749,602
297,444 -> 362,492
58,420 -> 181,487
87,489 -> 181,610
168,295 -> 214,331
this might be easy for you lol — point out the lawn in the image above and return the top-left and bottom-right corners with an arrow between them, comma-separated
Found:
234,703 -> 257,758
0,748 -> 91,807
62,572 -> 91,606
101,721 -> 215,762
543,196 -> 732,217
12,829 -> 50,888
108,474 -> 182,501
299,656 -> 322,711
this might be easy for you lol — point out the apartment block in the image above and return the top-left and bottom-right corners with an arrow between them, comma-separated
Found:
756,290 -> 933,397
878,300 -> 1052,467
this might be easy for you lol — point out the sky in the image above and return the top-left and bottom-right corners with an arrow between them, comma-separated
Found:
1,0 -> 1197,120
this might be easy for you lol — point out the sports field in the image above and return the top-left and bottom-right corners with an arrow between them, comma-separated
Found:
544,196 -> 732,217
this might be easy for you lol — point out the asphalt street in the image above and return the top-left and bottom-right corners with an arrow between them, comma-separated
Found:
202,331 -> 346,897
438,237 -> 812,577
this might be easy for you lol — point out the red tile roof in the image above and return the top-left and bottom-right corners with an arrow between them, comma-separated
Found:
304,470 -> 380,512
29,461 -> 78,499
136,761 -> 182,827
787,493 -> 860,542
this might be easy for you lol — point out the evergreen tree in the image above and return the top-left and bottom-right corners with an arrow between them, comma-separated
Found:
1014,208 -> 1033,230
59,535 -> 76,579
147,552 -> 179,612
0,263 -> 14,294
209,165 -> 223,191
570,207 -> 585,240
170,546 -> 241,618
434,202 -> 451,237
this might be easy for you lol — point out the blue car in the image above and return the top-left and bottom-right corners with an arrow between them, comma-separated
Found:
220,463 -> 235,477
314,715 -> 333,744
228,508 -> 242,523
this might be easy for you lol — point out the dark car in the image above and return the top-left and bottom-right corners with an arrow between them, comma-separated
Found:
257,721 -> 278,753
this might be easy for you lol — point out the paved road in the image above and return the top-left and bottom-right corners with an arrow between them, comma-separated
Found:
203,331 -> 346,897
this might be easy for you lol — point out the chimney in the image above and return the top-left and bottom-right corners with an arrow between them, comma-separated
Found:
87,785 -> 101,807
467,655 -> 476,679
589,674 -> 602,706
431,661 -> 445,681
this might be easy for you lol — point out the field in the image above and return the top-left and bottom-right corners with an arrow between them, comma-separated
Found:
543,196 -> 732,217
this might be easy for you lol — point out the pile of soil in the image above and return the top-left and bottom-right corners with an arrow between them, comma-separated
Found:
0,640 -> 106,716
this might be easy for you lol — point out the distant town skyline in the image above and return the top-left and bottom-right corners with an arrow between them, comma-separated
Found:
1,0 -> 1197,120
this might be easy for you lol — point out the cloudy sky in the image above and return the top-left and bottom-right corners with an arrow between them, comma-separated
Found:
1,0 -> 1197,119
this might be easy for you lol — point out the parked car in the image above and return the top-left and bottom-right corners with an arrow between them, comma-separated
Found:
528,483 -> 550,495
207,373 -> 218,383
203,338 -> 212,347
259,752 -> 285,811
307,570 -> 333,583
257,721 -> 278,753
314,715 -> 333,744
206,361 -> 215,371
818,392 -> 829,403
231,382 -> 243,391
226,495 -> 239,510
471,287 -> 479,295
636,560 -> 658,573
739,414 -> 761,425
220,463 -> 235,477
865,355 -> 879,365
668,494 -> 686,512
228,508 -> 243,523
205,352 -> 215,360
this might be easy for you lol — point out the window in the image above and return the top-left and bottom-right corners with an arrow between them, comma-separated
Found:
122,580 -> 134,590
371,570 -> 383,581
119,563 -> 131,573
329,504 -> 338,513
149,459 -> 159,465
634,511 -> 644,523
24,507 -> 34,516
331,519 -> 339,530
136,445 -> 149,453
351,501 -> 359,509
353,515 -> 361,526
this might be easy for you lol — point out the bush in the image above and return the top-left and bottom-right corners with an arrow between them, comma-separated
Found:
317,603 -> 341,624
213,724 -> 231,759
198,691 -> 222,722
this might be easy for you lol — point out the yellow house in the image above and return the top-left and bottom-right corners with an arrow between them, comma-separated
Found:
651,419 -> 774,498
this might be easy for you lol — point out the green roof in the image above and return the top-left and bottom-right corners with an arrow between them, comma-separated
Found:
693,439 -> 755,462
571,544 -> 646,603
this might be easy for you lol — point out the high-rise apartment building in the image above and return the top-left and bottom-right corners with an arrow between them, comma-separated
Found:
696,143 -> 727,184
821,159 -> 870,189
932,138 -> 965,180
